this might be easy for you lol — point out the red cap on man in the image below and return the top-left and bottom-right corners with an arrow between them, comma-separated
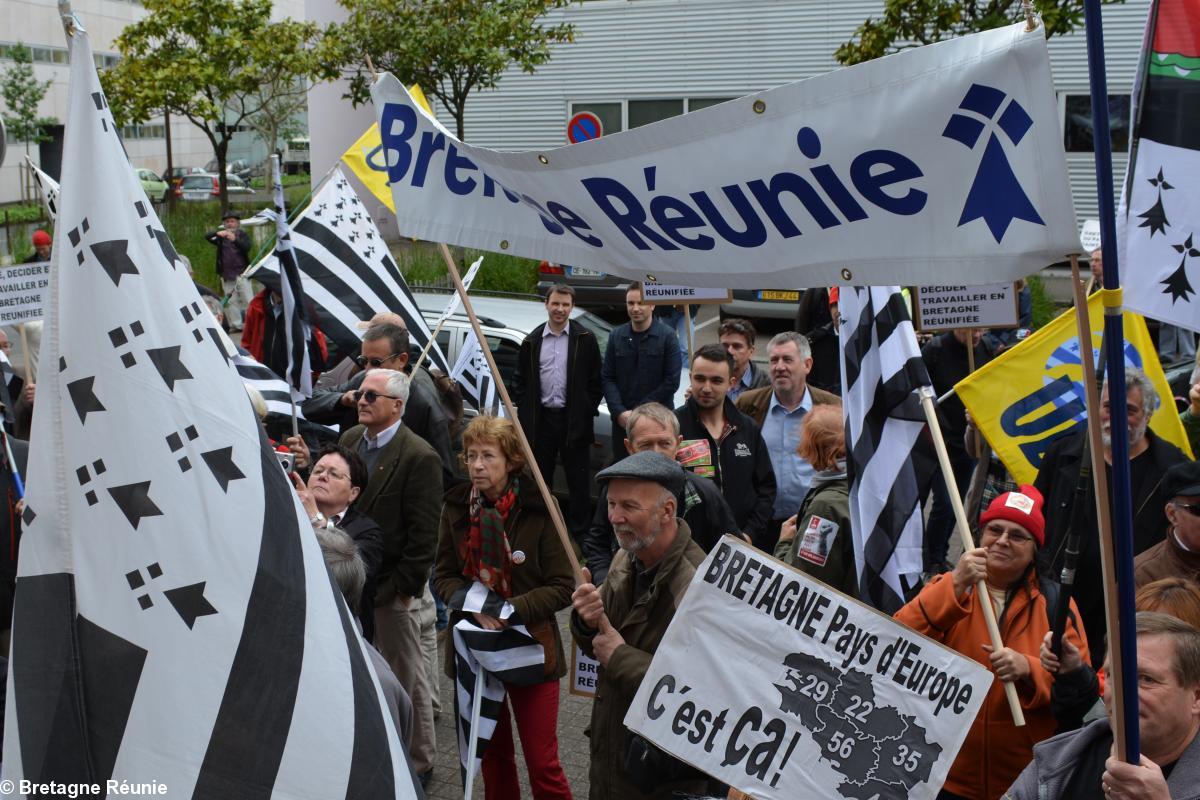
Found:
979,485 -> 1046,546
31,230 -> 51,247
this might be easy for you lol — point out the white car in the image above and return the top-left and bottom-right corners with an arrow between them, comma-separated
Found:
412,290 -> 690,473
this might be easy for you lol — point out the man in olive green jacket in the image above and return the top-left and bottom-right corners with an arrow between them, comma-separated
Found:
571,452 -> 708,800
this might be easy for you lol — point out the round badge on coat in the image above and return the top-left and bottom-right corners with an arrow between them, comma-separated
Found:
512,550 -> 526,565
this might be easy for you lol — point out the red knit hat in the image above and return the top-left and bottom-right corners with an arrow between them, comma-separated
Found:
31,230 -> 51,247
979,484 -> 1045,546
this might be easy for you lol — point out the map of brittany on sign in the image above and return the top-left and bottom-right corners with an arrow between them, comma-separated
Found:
775,652 -> 943,799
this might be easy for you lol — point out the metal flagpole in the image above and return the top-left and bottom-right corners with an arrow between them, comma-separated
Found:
1082,0 -> 1140,762
919,386 -> 1025,726
437,244 -> 584,583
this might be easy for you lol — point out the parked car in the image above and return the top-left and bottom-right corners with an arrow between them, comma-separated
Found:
135,168 -> 169,202
175,173 -> 254,201
205,158 -> 253,181
163,166 -> 206,189
411,290 -> 690,478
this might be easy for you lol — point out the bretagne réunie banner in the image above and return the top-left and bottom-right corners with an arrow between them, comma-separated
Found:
370,22 -> 1078,289
623,537 -> 991,799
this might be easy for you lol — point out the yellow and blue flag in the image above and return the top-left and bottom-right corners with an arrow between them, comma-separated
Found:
955,290 -> 1192,484
340,84 -> 434,213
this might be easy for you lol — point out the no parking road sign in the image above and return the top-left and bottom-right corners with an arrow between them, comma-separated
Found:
567,111 -> 603,143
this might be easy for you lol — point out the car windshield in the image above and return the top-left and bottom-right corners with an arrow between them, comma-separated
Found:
181,176 -> 210,189
572,309 -> 612,353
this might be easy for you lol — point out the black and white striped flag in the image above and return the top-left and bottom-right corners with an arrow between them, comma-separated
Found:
0,348 -> 15,430
3,21 -> 416,796
248,169 -> 450,373
451,330 -> 504,417
271,156 -> 312,399
233,351 -> 310,420
447,582 -> 545,783
25,155 -> 59,220
839,286 -> 930,613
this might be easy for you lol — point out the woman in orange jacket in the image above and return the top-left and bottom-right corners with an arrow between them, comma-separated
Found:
895,486 -> 1090,800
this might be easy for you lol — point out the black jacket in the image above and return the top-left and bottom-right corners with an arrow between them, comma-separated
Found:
1035,427 -> 1188,666
675,396 -> 777,547
921,332 -> 994,460
302,367 -> 457,486
583,470 -> 740,583
338,507 -> 383,640
512,320 -> 603,444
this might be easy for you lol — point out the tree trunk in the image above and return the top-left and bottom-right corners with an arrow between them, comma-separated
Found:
216,139 -> 230,209
164,108 -> 175,208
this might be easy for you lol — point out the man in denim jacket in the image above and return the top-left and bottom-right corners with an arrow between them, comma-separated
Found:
602,284 -> 682,460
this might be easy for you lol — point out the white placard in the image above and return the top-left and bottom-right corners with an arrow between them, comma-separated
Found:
641,283 -> 732,305
1080,218 -> 1101,254
912,283 -> 1018,331
0,261 -> 50,324
371,22 -> 1078,289
624,538 -> 991,800
570,639 -> 600,698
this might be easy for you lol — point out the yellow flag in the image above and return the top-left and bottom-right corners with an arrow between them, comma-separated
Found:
339,84 -> 434,213
955,290 -> 1192,485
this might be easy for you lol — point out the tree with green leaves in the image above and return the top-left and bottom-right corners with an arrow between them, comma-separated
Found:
1,44 -> 57,156
101,0 -> 336,206
835,0 -> 1125,65
330,0 -> 575,140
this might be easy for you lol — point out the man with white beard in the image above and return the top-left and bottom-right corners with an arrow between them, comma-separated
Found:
570,451 -> 711,800
1035,367 -> 1188,669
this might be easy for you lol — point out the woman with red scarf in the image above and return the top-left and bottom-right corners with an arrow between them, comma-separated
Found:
434,415 -> 574,800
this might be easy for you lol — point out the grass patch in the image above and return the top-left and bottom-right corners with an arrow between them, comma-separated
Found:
392,243 -> 539,295
0,203 -> 48,225
250,172 -> 311,190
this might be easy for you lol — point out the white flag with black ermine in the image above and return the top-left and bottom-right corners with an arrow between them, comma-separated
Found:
248,169 -> 450,373
2,18 -> 418,799
26,154 -> 60,221
451,329 -> 504,417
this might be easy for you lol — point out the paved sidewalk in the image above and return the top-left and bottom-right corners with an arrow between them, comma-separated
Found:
424,610 -> 594,800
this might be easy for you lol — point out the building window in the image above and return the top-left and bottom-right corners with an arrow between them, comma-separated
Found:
569,97 -> 740,139
121,124 -> 165,140
687,97 -> 735,112
1063,94 -> 1130,153
629,99 -> 684,129
569,102 -> 621,137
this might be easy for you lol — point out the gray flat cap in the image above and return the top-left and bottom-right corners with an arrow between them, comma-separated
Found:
596,451 -> 685,496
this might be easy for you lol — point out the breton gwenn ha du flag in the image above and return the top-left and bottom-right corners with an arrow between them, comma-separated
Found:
839,287 -> 930,613
248,169 -> 451,374
25,154 -> 60,221
3,19 -> 417,798
271,156 -> 313,399
1121,0 -> 1200,332
451,330 -> 504,417
448,583 -> 545,783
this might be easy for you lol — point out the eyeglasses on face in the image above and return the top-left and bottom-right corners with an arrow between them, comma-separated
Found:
981,524 -> 1035,545
1173,501 -> 1200,518
353,389 -> 400,405
310,465 -> 349,481
354,353 -> 402,369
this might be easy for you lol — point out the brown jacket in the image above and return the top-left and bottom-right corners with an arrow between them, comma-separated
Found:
735,383 -> 840,427
434,479 -> 575,680
340,424 -> 443,604
570,521 -> 708,800
1134,531 -> 1200,589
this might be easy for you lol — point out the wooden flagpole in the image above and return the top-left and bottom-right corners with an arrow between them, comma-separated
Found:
437,244 -> 583,583
1069,253 -> 1129,756
919,386 -> 1025,726
412,316 -> 450,373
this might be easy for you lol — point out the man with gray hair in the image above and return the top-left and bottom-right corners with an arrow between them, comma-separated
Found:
571,451 -> 710,799
582,402 -> 740,582
313,526 -> 413,751
339,367 -> 442,785
1035,366 -> 1189,669
736,331 -> 838,551
1007,612 -> 1200,800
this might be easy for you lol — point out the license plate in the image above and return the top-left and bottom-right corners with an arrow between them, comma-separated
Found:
568,266 -> 604,277
183,191 -> 208,200
758,290 -> 800,301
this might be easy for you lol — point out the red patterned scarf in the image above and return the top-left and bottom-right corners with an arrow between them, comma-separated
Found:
460,478 -> 519,598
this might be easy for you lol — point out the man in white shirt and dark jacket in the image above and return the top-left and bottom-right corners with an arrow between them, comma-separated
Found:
674,344 -> 776,550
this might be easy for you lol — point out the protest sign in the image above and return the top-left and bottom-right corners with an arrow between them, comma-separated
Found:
0,262 -> 50,324
625,537 -> 991,799
370,22 -> 1077,289
570,640 -> 600,698
641,283 -> 731,305
911,283 -> 1018,331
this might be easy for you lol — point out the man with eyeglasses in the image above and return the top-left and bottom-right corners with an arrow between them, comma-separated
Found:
1135,461 -> 1200,589
302,320 -> 456,484
339,368 -> 442,786
1035,367 -> 1189,669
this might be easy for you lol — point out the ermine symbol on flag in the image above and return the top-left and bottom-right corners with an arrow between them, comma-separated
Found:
1138,168 -> 1172,237
943,83 -> 1044,243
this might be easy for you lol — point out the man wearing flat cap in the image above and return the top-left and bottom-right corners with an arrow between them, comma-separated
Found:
571,451 -> 710,799
1135,461 -> 1200,588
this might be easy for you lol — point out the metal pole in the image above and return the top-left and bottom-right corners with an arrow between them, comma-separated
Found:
1083,0 -> 1139,762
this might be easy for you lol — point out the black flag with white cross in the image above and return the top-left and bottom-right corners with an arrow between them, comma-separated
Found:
2,17 -> 417,798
